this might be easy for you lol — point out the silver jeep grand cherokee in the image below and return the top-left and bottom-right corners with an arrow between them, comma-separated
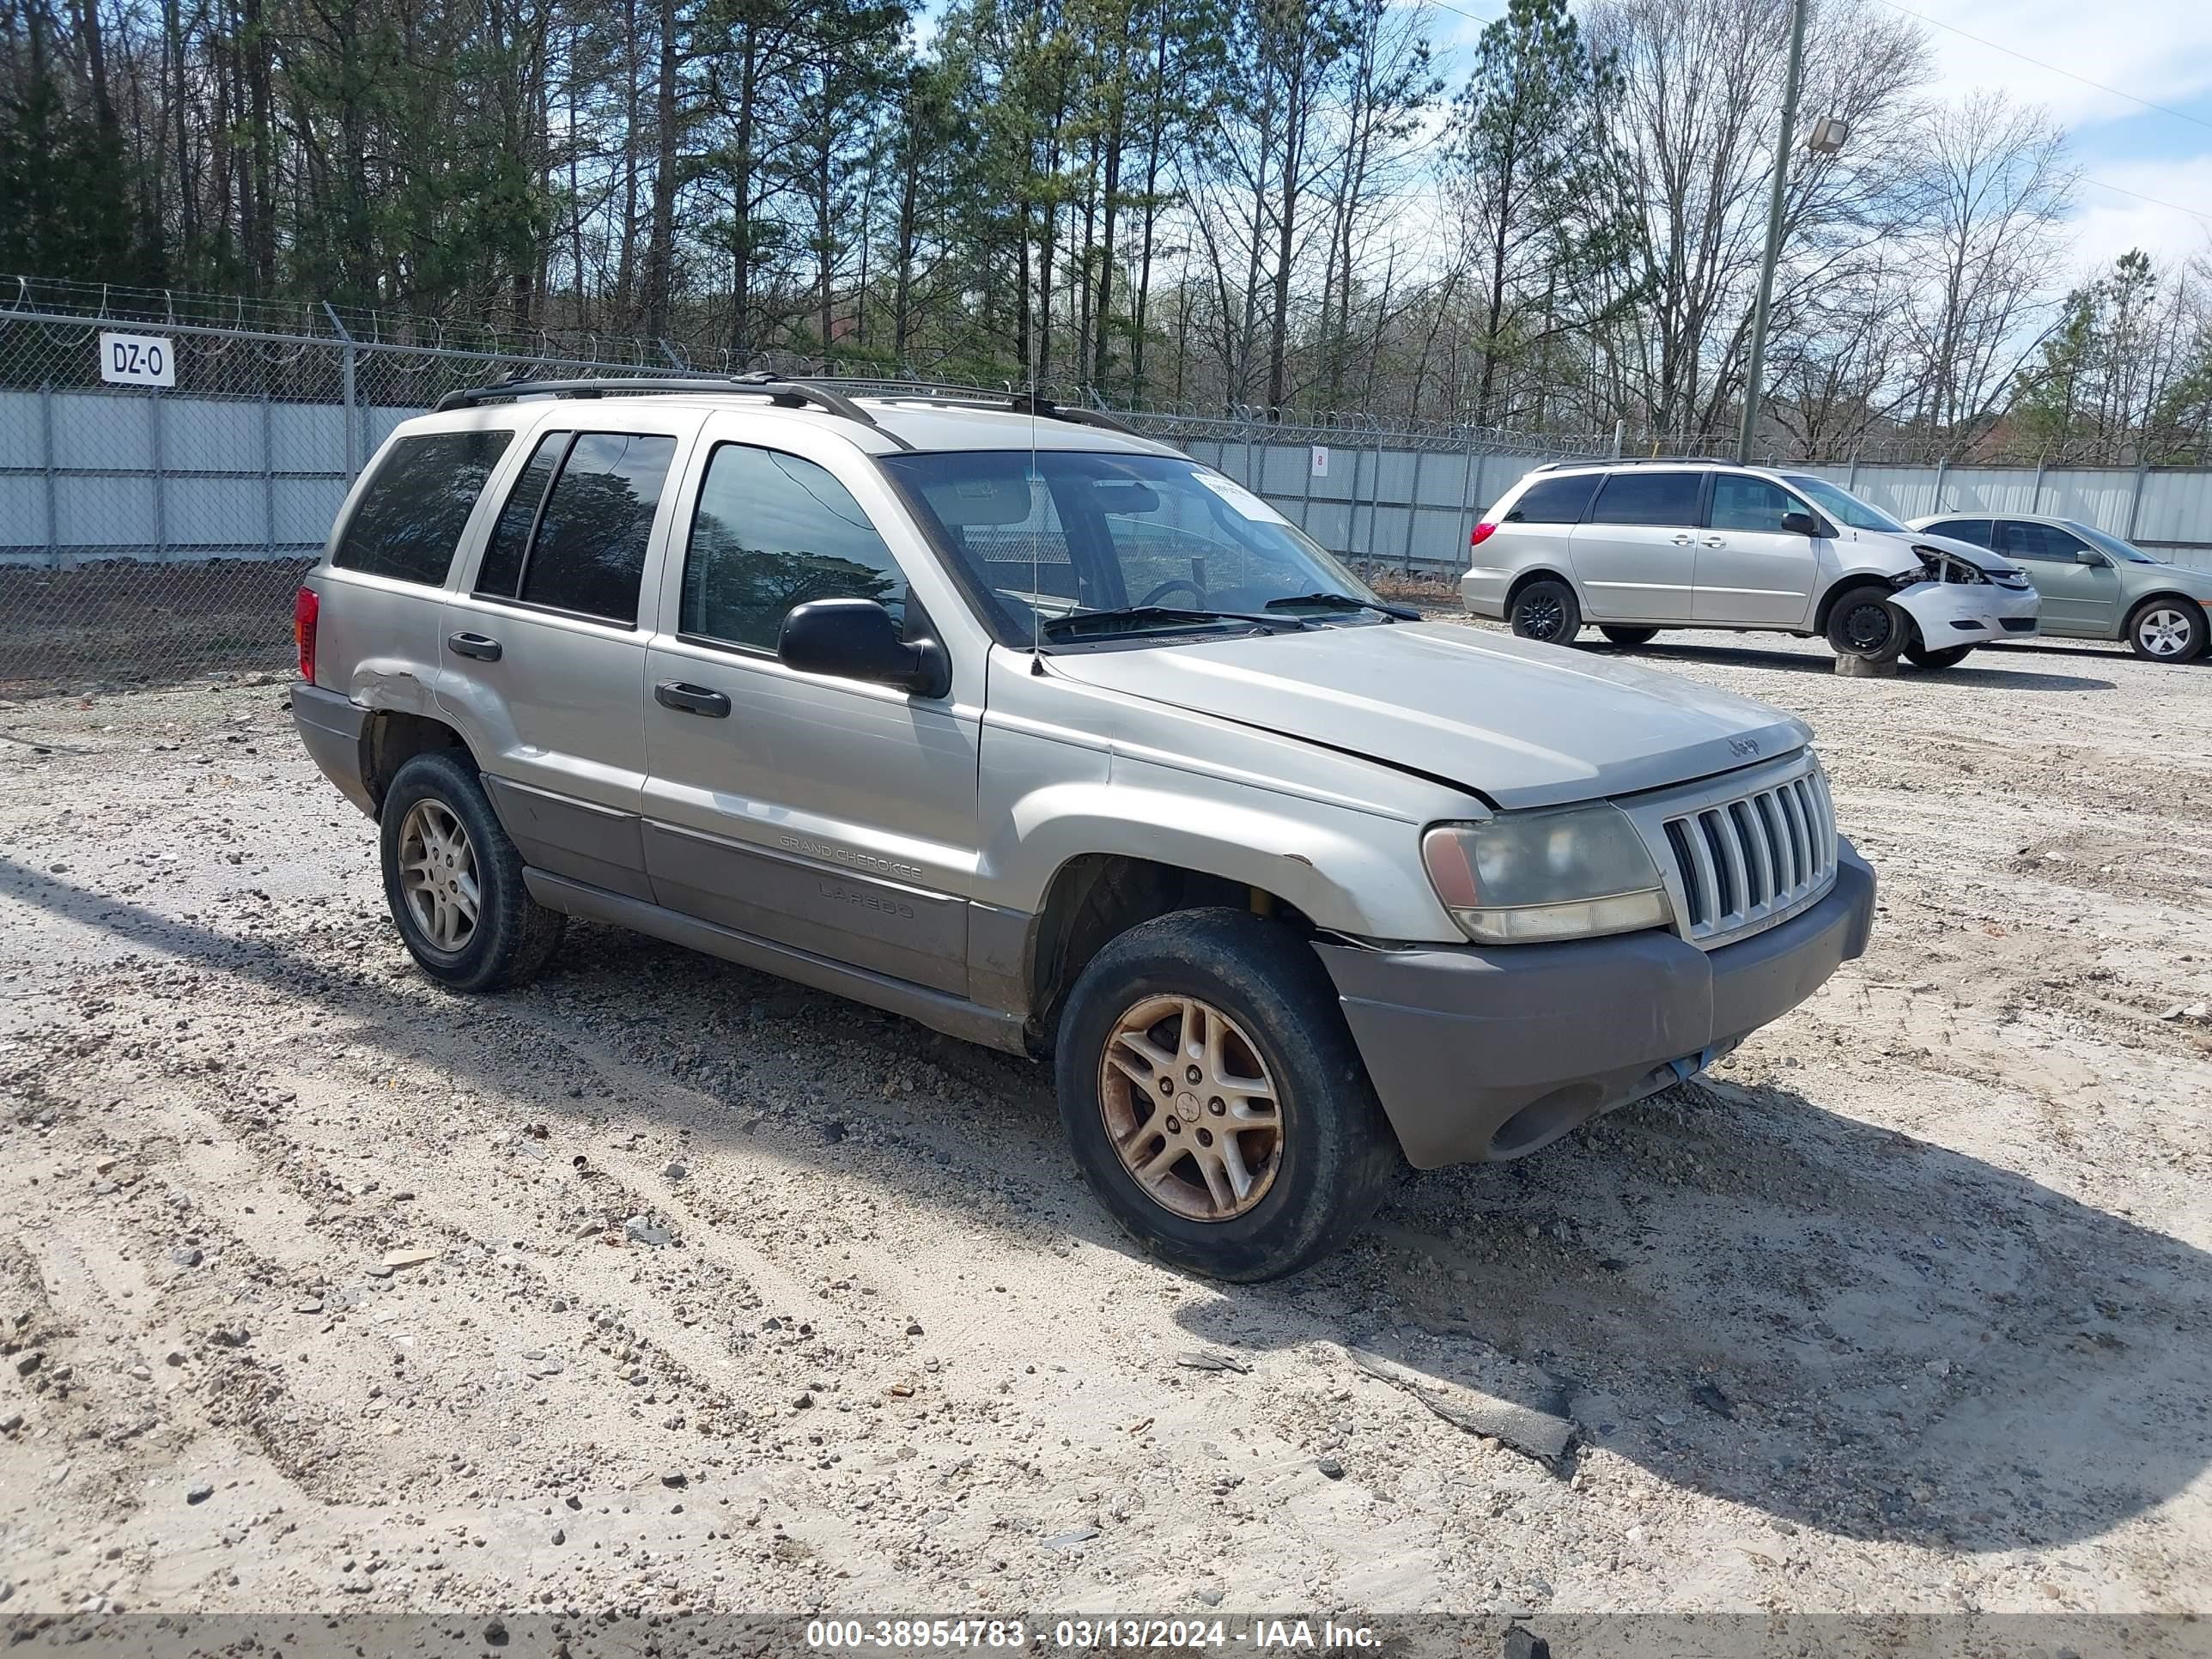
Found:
290,376 -> 1876,1280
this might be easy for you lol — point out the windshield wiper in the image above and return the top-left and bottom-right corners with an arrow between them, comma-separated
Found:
1039,605 -> 1310,640
1264,592 -> 1420,620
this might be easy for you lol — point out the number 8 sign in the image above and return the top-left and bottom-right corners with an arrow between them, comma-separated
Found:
100,331 -> 177,388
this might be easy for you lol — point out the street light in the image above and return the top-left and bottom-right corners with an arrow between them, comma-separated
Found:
1735,0 -> 1847,465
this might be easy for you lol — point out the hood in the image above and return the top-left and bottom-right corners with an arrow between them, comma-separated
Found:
1048,622 -> 1810,811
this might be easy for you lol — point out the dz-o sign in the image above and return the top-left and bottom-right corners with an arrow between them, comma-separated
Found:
100,331 -> 177,388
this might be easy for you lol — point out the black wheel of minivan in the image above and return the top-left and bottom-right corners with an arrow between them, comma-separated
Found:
1509,578 -> 1581,644
1600,626 -> 1658,647
380,750 -> 564,993
1825,583 -> 1905,661
1054,908 -> 1400,1282
1905,643 -> 1973,670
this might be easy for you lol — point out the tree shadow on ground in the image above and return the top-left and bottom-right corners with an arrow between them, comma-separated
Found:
4,855 -> 2203,1559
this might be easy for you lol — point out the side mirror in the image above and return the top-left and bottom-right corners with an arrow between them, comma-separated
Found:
778,598 -> 951,699
2075,548 -> 2103,565
1780,511 -> 1820,537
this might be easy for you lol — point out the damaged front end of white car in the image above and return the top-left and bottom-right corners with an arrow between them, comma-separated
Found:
1875,536 -> 2042,658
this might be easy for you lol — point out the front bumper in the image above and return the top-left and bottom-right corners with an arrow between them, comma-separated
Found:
290,683 -> 374,816
1890,578 -> 2040,645
1314,841 -> 1875,1168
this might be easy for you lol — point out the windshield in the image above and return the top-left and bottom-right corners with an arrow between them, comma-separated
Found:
1778,474 -> 1906,532
2064,520 -> 2157,563
880,451 -> 1383,642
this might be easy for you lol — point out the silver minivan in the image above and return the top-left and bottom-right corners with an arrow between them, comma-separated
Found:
1463,460 -> 2040,669
293,380 -> 1875,1279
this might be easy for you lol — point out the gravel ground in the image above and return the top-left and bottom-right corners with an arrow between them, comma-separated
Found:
1,627 -> 2209,1627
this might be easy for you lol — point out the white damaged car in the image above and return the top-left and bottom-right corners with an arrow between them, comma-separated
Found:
1461,460 -> 2040,669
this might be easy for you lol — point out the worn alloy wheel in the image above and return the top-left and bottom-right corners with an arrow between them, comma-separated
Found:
397,799 -> 481,953
1054,908 -> 1400,1280
2129,601 -> 2205,661
1099,994 -> 1283,1222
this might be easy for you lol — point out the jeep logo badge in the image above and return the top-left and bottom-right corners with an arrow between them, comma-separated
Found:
1729,737 -> 1760,757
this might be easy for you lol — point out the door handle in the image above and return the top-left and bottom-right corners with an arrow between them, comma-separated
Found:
1670,533 -> 1694,545
655,681 -> 731,718
447,631 -> 502,661
1700,536 -> 1726,547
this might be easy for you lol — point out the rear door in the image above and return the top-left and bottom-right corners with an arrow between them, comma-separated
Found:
435,414 -> 696,901
637,420 -> 983,997
1571,470 -> 1704,621
1693,472 -> 1820,625
1994,520 -> 2119,635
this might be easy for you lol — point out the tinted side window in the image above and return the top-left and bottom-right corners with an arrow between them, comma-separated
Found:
682,445 -> 910,651
1504,473 -> 1601,525
476,432 -> 565,598
1708,475 -> 1802,532
333,429 -> 514,585
507,432 -> 677,625
1997,521 -> 2087,562
1923,518 -> 1993,548
1589,471 -> 1702,527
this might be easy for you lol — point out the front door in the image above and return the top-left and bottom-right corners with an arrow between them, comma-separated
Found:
1994,520 -> 2122,635
640,434 -> 982,997
1570,470 -> 1704,621
1693,473 -> 1819,625
436,423 -> 690,901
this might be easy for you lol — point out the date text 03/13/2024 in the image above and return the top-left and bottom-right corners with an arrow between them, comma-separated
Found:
801,1618 -> 1385,1650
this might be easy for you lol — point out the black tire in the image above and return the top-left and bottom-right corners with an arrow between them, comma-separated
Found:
2124,597 -> 2208,662
1824,583 -> 1905,661
1054,908 -> 1400,1282
1509,577 -> 1582,644
1904,643 -> 1974,670
379,750 -> 564,992
1600,626 -> 1658,647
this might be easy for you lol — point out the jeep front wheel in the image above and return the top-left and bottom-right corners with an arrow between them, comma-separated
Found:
1054,908 -> 1399,1281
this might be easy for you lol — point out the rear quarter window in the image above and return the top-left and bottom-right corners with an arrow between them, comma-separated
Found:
1503,473 -> 1601,524
1589,471 -> 1703,526
332,429 -> 515,586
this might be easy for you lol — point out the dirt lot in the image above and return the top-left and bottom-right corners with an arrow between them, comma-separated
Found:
2,626 -> 2209,1630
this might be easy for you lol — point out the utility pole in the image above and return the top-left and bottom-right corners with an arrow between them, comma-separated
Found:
1735,0 -> 1810,466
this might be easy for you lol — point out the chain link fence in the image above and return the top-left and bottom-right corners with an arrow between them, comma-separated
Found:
6,280 -> 2210,696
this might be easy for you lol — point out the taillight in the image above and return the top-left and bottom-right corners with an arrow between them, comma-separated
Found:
1470,522 -> 1498,547
294,586 -> 319,684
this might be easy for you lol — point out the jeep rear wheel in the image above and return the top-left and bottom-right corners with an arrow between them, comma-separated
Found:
1054,908 -> 1399,1281
380,751 -> 564,993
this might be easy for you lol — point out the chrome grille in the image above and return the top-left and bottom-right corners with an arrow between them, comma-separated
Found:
1632,757 -> 1838,948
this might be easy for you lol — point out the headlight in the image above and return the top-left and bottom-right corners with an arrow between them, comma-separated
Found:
1422,804 -> 1671,944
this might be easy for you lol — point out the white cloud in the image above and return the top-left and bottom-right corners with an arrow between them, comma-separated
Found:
1896,0 -> 2212,131
2062,155 -> 2212,276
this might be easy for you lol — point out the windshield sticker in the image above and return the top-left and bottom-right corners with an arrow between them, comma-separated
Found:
1193,471 -> 1288,523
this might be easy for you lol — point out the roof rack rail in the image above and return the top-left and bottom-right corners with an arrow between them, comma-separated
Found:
839,380 -> 1143,437
1533,454 -> 1730,471
431,373 -> 910,447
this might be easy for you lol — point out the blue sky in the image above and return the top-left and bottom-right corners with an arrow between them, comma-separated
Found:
1909,0 -> 2212,275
